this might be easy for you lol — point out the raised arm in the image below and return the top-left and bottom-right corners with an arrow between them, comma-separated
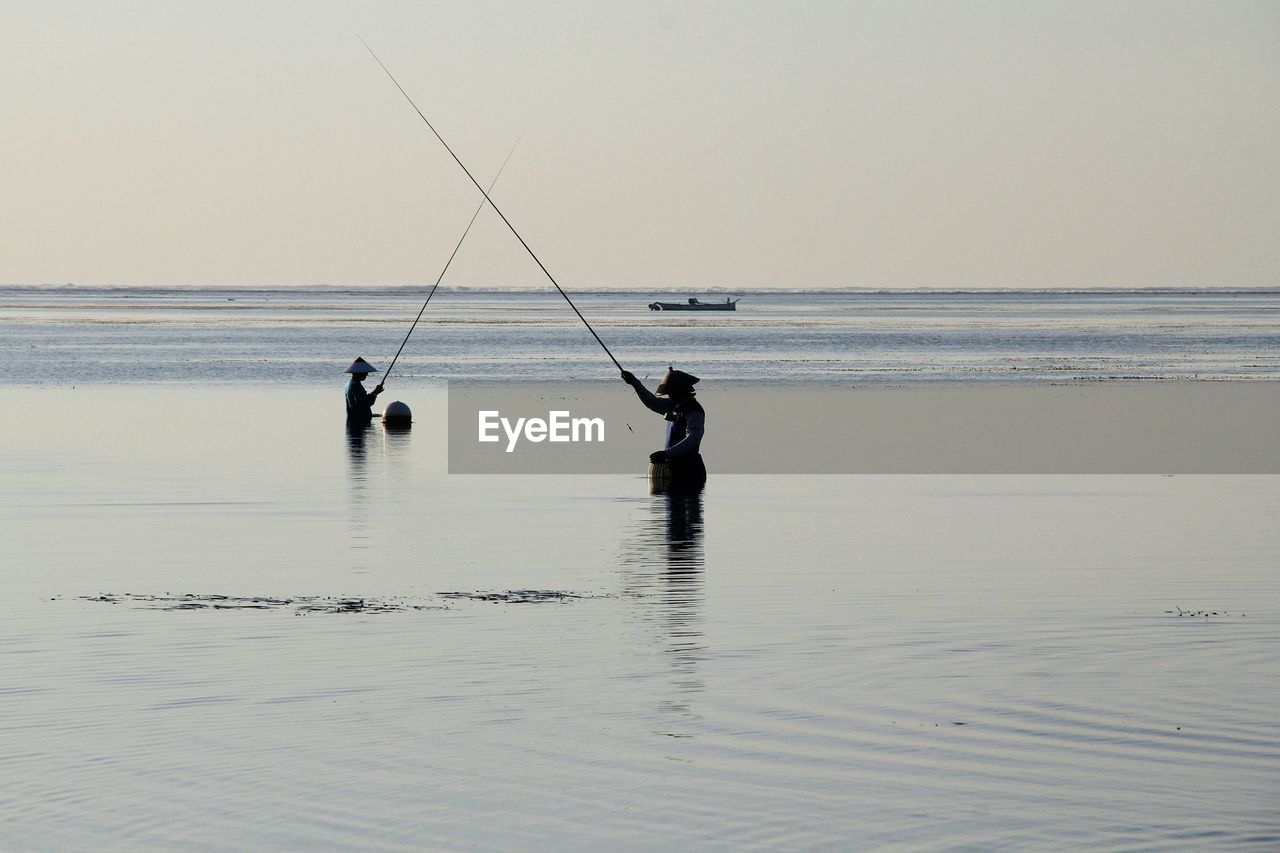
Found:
620,371 -> 674,415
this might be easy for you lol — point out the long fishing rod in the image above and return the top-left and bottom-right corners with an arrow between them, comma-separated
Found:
380,133 -> 523,387
359,37 -> 624,372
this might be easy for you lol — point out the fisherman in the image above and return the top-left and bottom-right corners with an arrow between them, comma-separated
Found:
344,357 -> 384,423
620,366 -> 706,491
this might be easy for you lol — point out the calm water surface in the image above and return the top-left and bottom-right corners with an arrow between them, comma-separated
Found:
2,385 -> 1277,849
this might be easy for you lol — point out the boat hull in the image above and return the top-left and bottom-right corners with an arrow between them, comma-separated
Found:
648,301 -> 737,311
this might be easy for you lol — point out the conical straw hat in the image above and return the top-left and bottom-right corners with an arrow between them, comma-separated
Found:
656,366 -> 699,395
344,357 -> 379,374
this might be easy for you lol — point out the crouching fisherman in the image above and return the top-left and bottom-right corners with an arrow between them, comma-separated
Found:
620,366 -> 706,492
344,357 -> 384,423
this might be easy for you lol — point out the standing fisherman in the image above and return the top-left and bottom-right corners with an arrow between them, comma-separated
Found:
344,357 -> 384,423
620,367 -> 706,492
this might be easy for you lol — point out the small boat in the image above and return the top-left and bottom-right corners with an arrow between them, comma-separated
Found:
648,297 -> 739,311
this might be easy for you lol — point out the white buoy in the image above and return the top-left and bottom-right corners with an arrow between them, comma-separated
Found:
382,400 -> 412,429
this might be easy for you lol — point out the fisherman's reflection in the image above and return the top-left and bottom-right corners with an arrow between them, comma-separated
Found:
345,421 -> 374,549
621,489 -> 706,717
661,491 -> 704,565
345,418 -> 413,536
346,420 -> 413,481
346,420 -> 371,467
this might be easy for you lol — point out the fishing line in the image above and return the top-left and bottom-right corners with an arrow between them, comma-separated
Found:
359,36 -> 624,372
380,133 -> 524,387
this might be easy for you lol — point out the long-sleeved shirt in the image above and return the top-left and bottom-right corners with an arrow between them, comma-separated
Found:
345,378 -> 376,421
630,385 -> 705,457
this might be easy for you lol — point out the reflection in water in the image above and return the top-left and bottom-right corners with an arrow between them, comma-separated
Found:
620,490 -> 706,716
345,422 -> 371,460
345,422 -> 373,550
379,420 -> 413,470
345,420 -> 414,565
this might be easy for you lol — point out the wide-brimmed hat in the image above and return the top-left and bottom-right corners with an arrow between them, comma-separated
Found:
656,366 -> 699,395
344,357 -> 379,375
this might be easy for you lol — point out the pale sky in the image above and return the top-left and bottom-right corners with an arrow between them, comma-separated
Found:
2,0 -> 1277,288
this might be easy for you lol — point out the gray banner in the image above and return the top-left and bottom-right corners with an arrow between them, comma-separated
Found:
447,381 -> 1280,474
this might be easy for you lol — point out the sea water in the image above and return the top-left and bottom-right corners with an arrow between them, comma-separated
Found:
1,288 -> 1277,849
3,286 -> 1279,384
